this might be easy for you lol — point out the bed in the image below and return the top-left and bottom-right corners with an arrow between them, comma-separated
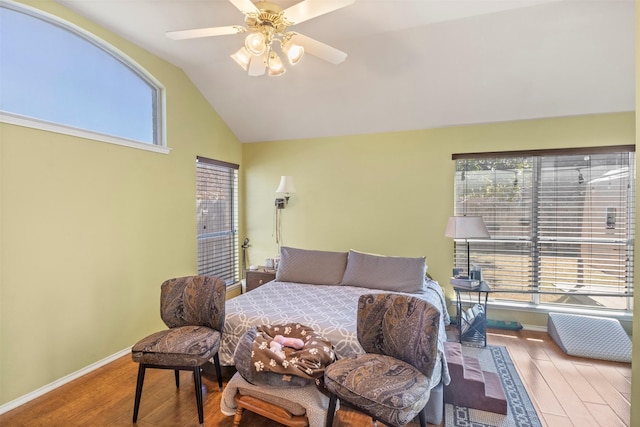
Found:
219,247 -> 451,426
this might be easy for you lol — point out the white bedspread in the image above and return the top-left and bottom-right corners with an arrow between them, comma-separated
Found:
220,279 -> 451,387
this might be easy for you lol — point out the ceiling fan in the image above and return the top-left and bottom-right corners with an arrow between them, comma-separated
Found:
166,0 -> 355,76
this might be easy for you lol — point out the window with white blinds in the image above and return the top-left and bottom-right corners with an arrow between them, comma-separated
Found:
196,156 -> 239,285
453,146 -> 635,311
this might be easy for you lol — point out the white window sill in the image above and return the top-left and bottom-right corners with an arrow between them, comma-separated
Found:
1,112 -> 171,155
485,299 -> 632,328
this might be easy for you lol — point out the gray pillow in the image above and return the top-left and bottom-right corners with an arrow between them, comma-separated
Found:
275,246 -> 348,285
340,250 -> 427,293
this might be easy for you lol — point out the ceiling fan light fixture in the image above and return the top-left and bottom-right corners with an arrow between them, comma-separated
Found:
283,42 -> 304,65
167,0 -> 354,77
245,32 -> 266,55
231,47 -> 251,70
267,51 -> 286,76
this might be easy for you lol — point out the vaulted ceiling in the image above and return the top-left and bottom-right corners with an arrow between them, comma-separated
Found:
56,0 -> 635,143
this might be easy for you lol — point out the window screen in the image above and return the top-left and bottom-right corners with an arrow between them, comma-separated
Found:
453,147 -> 634,310
196,156 -> 239,285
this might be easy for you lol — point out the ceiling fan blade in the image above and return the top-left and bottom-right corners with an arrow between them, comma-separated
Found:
291,33 -> 347,64
166,26 -> 244,40
229,0 -> 260,15
248,54 -> 266,76
284,0 -> 355,25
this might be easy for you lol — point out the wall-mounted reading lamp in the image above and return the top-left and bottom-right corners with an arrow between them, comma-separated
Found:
275,176 -> 296,209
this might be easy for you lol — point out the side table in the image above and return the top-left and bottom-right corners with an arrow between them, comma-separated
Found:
245,267 -> 276,292
453,281 -> 491,347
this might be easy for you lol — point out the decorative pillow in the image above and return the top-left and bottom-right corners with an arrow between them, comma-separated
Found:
275,246 -> 348,285
340,250 -> 426,293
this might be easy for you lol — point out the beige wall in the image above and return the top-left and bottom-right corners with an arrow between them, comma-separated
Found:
0,0 -> 242,405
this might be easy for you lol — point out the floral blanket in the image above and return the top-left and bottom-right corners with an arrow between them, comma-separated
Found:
251,323 -> 336,379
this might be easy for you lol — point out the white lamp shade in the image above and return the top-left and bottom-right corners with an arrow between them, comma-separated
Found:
276,176 -> 296,194
267,51 -> 285,76
231,47 -> 251,71
445,216 -> 490,239
283,43 -> 304,65
245,32 -> 266,56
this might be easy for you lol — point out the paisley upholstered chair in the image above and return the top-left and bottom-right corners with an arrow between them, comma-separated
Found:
324,293 -> 441,427
131,275 -> 226,424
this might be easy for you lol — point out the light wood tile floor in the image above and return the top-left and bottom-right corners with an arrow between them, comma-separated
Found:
0,329 -> 631,426
487,329 -> 631,427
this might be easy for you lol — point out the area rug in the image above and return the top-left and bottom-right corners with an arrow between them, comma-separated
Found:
445,345 -> 542,427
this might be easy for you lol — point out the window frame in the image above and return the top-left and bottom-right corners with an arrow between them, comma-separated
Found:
0,0 -> 168,154
452,145 -> 635,312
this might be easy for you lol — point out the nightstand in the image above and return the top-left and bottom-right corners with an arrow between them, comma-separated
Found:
245,267 -> 276,292
453,281 -> 491,347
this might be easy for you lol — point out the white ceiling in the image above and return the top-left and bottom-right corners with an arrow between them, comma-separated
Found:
56,0 -> 635,143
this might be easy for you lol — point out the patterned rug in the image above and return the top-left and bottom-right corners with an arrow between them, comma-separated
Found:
445,345 -> 542,427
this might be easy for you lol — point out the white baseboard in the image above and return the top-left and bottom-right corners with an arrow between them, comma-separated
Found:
521,323 -> 547,332
0,347 -> 131,415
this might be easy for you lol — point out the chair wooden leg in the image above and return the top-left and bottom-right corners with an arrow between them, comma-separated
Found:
213,353 -> 223,390
418,407 -> 427,427
326,393 -> 337,427
193,366 -> 204,424
133,364 -> 146,423
174,369 -> 180,388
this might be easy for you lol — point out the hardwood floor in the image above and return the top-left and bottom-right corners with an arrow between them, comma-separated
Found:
0,329 -> 631,427
487,329 -> 631,427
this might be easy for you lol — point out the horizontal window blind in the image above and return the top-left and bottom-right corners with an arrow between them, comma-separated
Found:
196,156 -> 239,285
453,148 -> 634,310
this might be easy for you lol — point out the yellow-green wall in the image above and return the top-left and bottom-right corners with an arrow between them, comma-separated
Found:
243,113 -> 635,299
631,2 -> 639,426
0,0 -> 242,405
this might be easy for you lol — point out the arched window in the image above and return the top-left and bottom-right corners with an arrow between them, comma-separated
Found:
0,1 -> 167,152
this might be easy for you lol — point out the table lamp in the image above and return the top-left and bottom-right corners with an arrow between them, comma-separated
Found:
445,216 -> 490,278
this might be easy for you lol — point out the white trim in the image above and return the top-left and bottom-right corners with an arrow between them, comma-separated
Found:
1,112 -> 171,155
487,299 -> 633,322
0,347 -> 131,415
520,324 -> 548,332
